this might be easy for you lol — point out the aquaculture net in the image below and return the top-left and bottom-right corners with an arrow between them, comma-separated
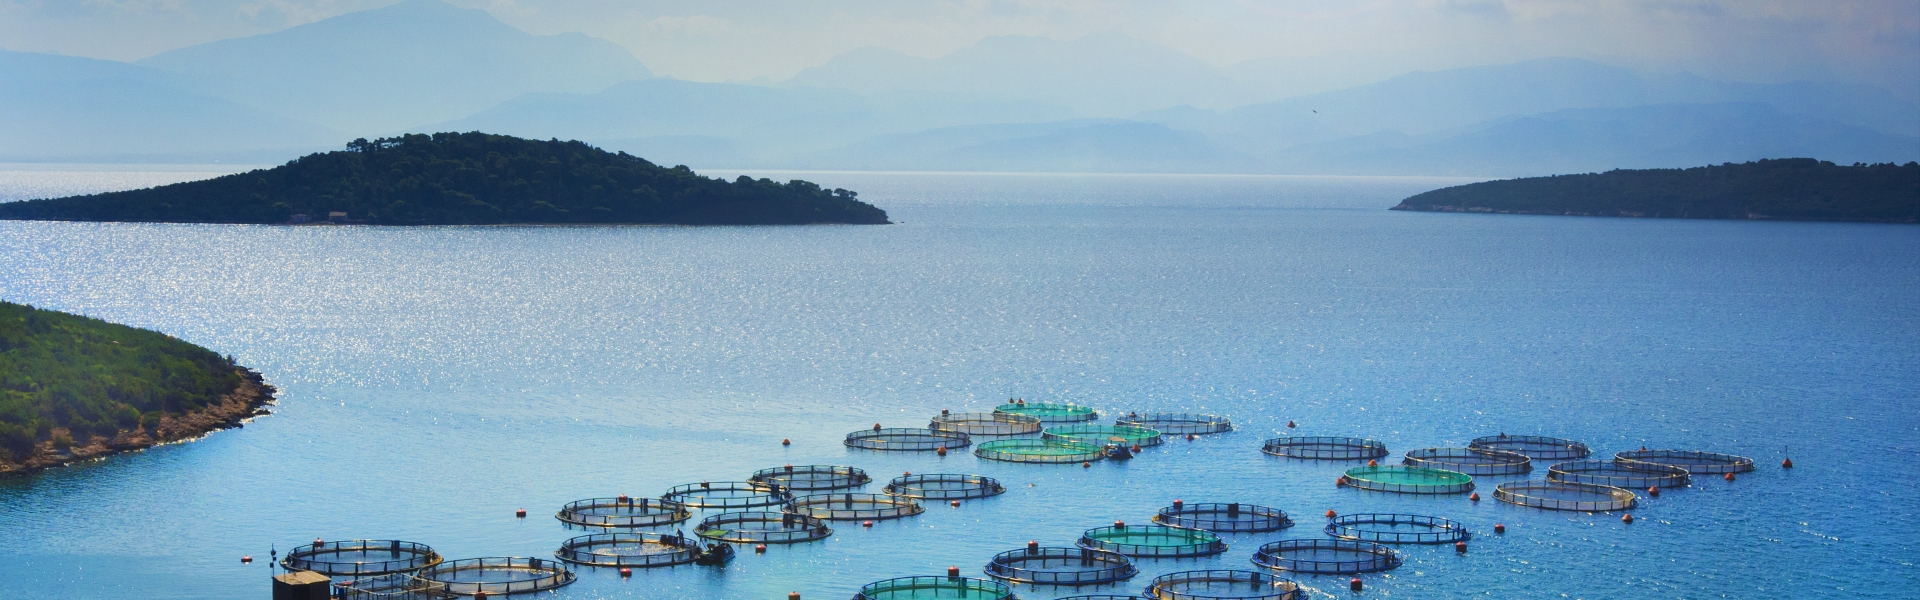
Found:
1469,435 -> 1592,460
750,465 -> 872,490
281,540 -> 442,577
1402,447 -> 1532,476
1260,436 -> 1388,460
1154,502 -> 1293,533
845,428 -> 972,452
785,493 -> 924,521
994,401 -> 1100,423
1078,524 -> 1226,558
983,546 -> 1137,585
1494,481 -> 1636,511
975,439 -> 1106,463
1613,449 -> 1754,474
1548,460 -> 1689,488
1116,413 -> 1232,435
693,511 -> 831,544
1144,570 -> 1300,600
1340,466 -> 1475,494
931,412 -> 1043,436
1323,513 -> 1470,544
852,576 -> 1015,600
412,557 -> 575,596
883,474 -> 1006,500
553,532 -> 700,568
660,481 -> 793,510
1044,424 -> 1165,447
1251,539 -> 1401,574
555,497 -> 690,528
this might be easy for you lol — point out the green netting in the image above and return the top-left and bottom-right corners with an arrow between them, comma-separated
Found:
994,402 -> 1099,423
1079,525 -> 1226,558
1341,466 -> 1474,494
975,439 -> 1106,463
852,576 -> 1015,600
1043,424 -> 1164,447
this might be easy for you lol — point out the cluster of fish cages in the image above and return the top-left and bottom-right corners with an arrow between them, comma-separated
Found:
412,557 -> 575,596
983,545 -> 1137,585
844,427 -> 972,452
1469,435 -> 1592,460
1153,502 -> 1293,533
1116,412 -> 1233,435
1144,570 -> 1300,600
749,464 -> 871,490
1340,466 -> 1476,494
694,511 -> 832,544
976,438 -> 1107,463
1261,436 -> 1389,460
660,481 -> 792,510
931,412 -> 1044,436
553,532 -> 701,568
1494,481 -> 1638,511
555,497 -> 689,528
1324,513 -> 1471,544
1252,539 -> 1402,574
995,400 -> 1100,423
281,540 -> 442,577
882,473 -> 1006,499
1402,447 -> 1532,475
1078,524 -> 1227,558
1548,459 -> 1690,488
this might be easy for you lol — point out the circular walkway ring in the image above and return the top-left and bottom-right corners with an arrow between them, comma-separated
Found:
1469,435 -> 1592,460
883,473 -> 1006,500
413,557 -> 575,596
845,427 -> 971,452
333,573 -> 449,599
553,532 -> 700,568
1494,481 -> 1637,511
556,497 -> 690,528
1154,502 -> 1293,533
1116,412 -> 1232,435
1078,524 -> 1226,558
693,511 -> 831,544
995,401 -> 1100,423
1549,460 -> 1690,488
976,438 -> 1106,464
984,546 -> 1137,585
785,493 -> 924,521
1044,424 -> 1165,447
1402,447 -> 1532,476
1613,449 -> 1754,474
932,412 -> 1043,436
281,540 -> 442,577
661,481 -> 793,510
852,575 -> 1015,600
1144,570 -> 1301,600
1340,466 -> 1475,494
1261,436 -> 1388,460
1323,513 -> 1471,544
750,465 -> 872,490
1251,539 -> 1401,574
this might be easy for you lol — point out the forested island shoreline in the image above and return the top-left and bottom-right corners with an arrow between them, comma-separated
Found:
0,302 -> 276,477
1392,159 -> 1919,223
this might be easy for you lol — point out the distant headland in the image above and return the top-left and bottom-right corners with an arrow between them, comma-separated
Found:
0,301 -> 275,477
1392,159 -> 1918,224
0,132 -> 890,226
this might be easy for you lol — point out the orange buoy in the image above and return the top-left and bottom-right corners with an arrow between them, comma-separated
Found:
1185,434 -> 1196,441
1336,476 -> 1345,487
755,544 -> 767,553
950,500 -> 960,507
1367,459 -> 1378,467
1622,513 -> 1634,524
1470,492 -> 1481,502
314,538 -> 324,546
781,438 -> 790,446
947,566 -> 960,577
862,520 -> 874,528
789,593 -> 801,600
1724,472 -> 1736,482
873,423 -> 882,431
904,471 -> 911,476
515,508 -> 526,518
619,567 -> 632,577
1493,523 -> 1505,534
1131,444 -> 1142,453
1172,499 -> 1184,510
474,592 -> 488,600
1350,578 -> 1362,591
1648,486 -> 1660,497
1287,421 -> 1296,428
1454,541 -> 1467,553
1782,458 -> 1793,469
941,409 -> 950,415
1114,520 -> 1126,529
1028,540 -> 1040,551
1081,461 -> 1091,468
1326,509 -> 1337,519
936,446 -> 948,456
241,555 -> 252,564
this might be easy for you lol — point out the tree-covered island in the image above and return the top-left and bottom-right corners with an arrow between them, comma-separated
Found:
1392,159 -> 1918,223
0,132 -> 890,225
0,301 -> 274,476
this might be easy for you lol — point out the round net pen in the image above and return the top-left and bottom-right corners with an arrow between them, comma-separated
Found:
1154,502 -> 1293,533
1251,539 -> 1401,574
1548,460 -> 1690,488
1614,449 -> 1754,474
281,540 -> 442,577
846,428 -> 972,452
1054,596 -> 1148,600
1144,570 -> 1300,600
975,438 -> 1106,464
883,474 -> 1006,500
931,412 -> 1043,436
1494,481 -> 1636,511
1324,513 -> 1470,544
1260,436 -> 1388,460
1402,447 -> 1532,476
1469,435 -> 1591,460
553,532 -> 701,568
785,493 -> 924,521
334,574 -> 453,600
555,497 -> 690,528
660,481 -> 793,510
852,575 -> 1015,600
1078,524 -> 1226,558
1340,466 -> 1474,494
1044,424 -> 1165,447
984,546 -> 1137,585
412,557 -> 574,596
1116,412 -> 1232,435
995,401 -> 1100,423
750,465 -> 872,490
694,511 -> 831,544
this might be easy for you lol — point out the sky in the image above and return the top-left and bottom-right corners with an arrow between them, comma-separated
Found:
4,0 -> 1917,100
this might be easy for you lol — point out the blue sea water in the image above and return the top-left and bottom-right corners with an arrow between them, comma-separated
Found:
0,170 -> 1915,599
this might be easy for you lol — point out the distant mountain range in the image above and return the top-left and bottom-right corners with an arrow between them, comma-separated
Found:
3,0 -> 1915,175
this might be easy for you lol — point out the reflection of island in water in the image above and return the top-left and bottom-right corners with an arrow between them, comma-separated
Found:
0,132 -> 890,226
1393,159 -> 1918,223
0,301 -> 275,476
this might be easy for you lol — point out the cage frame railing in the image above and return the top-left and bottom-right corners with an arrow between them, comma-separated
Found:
281,539 -> 442,577
411,557 -> 575,596
1494,481 -> 1637,511
983,546 -> 1138,585
1078,524 -> 1227,558
1402,447 -> 1533,476
844,427 -> 972,452
660,481 -> 794,510
1340,466 -> 1476,494
749,464 -> 873,490
1043,423 -> 1165,447
882,473 -> 1007,500
1469,434 -> 1592,460
975,438 -> 1107,463
693,511 -> 832,544
1613,449 -> 1755,474
1115,412 -> 1233,435
931,412 -> 1045,436
1548,459 -> 1690,488
851,575 -> 1016,600
1154,502 -> 1293,533
1144,569 -> 1301,600
1251,539 -> 1402,574
1323,513 -> 1471,544
552,532 -> 701,568
555,497 -> 691,528
333,573 -> 454,600
994,401 -> 1101,423
783,492 -> 925,521
1260,436 -> 1389,460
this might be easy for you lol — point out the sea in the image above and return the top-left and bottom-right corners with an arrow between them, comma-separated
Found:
0,166 -> 1915,599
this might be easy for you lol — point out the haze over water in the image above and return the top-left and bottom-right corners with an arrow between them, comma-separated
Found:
0,170 -> 1915,599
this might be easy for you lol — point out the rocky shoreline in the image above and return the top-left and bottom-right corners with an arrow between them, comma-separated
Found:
0,368 -> 276,477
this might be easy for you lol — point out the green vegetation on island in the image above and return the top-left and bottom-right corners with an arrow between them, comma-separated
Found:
0,132 -> 890,225
1392,159 -> 1919,223
0,301 -> 272,474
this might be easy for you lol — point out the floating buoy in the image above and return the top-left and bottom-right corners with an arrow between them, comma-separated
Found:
1028,540 -> 1040,551
947,566 -> 960,577
755,544 -> 767,553
314,538 -> 324,546
1470,492 -> 1481,502
1131,444 -> 1142,453
1326,509 -> 1337,519
1367,459 -> 1378,467
1494,523 -> 1505,534
941,409 -> 950,415
1648,486 -> 1660,497
1287,421 -> 1296,428
873,423 -> 882,431
241,555 -> 252,564
1454,541 -> 1467,553
903,471 -> 911,476
1782,458 -> 1793,469
789,593 -> 800,600
515,508 -> 526,518
1350,578 -> 1362,591
1185,434 -> 1196,441
950,500 -> 960,507
1114,520 -> 1126,529
1172,499 -> 1184,510
619,568 -> 632,577
474,592 -> 488,600
936,446 -> 948,456
862,520 -> 874,528
1081,461 -> 1091,468
1724,472 -> 1736,482
1336,476 -> 1345,487
1622,513 -> 1634,524
781,438 -> 790,446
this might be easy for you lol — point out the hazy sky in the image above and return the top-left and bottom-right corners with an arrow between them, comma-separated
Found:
5,0 -> 1917,99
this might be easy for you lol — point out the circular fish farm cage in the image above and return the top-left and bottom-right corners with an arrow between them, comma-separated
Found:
1044,424 -> 1165,447
660,481 -> 793,510
975,438 -> 1106,464
930,412 -> 1044,436
984,546 -> 1137,585
555,497 -> 690,528
1144,570 -> 1300,600
334,573 -> 453,600
845,428 -> 972,452
413,557 -> 574,596
1323,513 -> 1470,544
1614,449 -> 1755,474
693,511 -> 832,544
1468,435 -> 1592,460
882,473 -> 1006,500
851,576 -> 1015,600
1116,412 -> 1232,435
750,465 -> 872,490
1154,502 -> 1293,533
785,493 -> 925,521
1340,466 -> 1475,494
281,540 -> 443,577
1078,524 -> 1227,558
553,532 -> 700,568
1251,539 -> 1401,574
1548,460 -> 1690,488
1260,436 -> 1388,460
1494,481 -> 1637,511
1402,447 -> 1532,476
995,401 -> 1100,423
1054,597 -> 1149,600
